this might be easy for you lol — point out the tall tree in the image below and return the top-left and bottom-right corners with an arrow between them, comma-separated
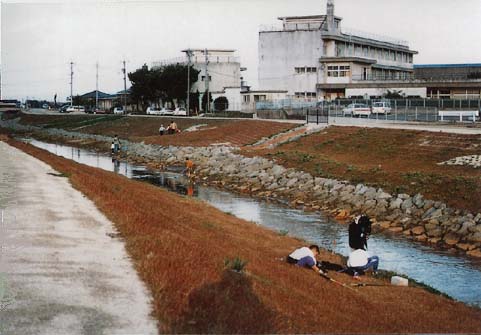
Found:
128,64 -> 158,110
128,63 -> 200,111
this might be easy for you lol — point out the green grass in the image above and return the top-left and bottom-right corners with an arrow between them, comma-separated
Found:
224,256 -> 248,273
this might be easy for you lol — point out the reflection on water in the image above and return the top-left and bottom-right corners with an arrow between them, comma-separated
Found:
25,139 -> 481,307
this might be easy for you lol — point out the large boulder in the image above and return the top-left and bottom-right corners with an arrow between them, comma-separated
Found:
376,189 -> 392,200
401,198 -> 414,210
443,233 -> 460,245
411,226 -> 425,235
413,193 -> 425,208
468,232 -> 481,243
389,198 -> 403,210
285,178 -> 298,188
271,165 -> 286,177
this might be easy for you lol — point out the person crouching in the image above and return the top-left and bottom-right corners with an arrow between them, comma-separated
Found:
347,248 -> 379,278
287,245 -> 324,274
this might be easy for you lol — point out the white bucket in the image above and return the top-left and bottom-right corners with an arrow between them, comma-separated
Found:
391,276 -> 409,286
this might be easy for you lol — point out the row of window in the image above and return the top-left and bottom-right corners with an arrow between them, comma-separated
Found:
327,65 -> 350,77
295,92 -> 317,98
334,42 -> 413,64
295,67 -> 317,74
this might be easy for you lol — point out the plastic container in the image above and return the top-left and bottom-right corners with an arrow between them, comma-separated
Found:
391,276 -> 409,286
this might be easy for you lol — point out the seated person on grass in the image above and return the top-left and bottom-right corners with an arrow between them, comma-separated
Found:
287,245 -> 324,274
347,248 -> 379,278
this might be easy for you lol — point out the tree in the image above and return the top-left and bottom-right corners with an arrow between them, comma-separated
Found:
72,95 -> 88,106
384,89 -> 405,99
128,63 -> 200,111
128,64 -> 158,111
190,90 -> 200,114
214,96 -> 229,111
159,63 -> 200,105
202,91 -> 213,112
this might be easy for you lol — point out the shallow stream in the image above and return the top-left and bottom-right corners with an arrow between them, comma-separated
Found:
25,139 -> 481,307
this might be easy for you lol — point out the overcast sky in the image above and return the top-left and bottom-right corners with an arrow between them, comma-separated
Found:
1,0 -> 481,101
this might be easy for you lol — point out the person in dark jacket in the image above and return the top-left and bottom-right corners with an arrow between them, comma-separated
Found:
348,214 -> 372,250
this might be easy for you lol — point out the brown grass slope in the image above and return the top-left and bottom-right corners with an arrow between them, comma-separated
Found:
245,126 -> 481,213
7,138 -> 481,334
17,113 -> 296,147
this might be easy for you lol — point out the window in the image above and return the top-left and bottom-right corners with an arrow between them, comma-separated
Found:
243,95 -> 250,103
363,46 -> 369,57
327,65 -> 350,77
201,75 -> 212,81
355,44 -> 361,56
254,95 -> 266,102
296,67 -> 317,74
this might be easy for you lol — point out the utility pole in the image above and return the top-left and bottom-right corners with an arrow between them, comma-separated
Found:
186,49 -> 193,116
122,60 -> 127,113
70,62 -> 74,106
204,48 -> 210,113
95,62 -> 99,110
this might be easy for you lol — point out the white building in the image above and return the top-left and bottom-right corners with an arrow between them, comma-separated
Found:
258,0 -> 419,100
183,49 -> 244,111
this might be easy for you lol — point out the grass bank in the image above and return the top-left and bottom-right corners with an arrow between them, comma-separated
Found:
16,113 -> 296,147
244,126 -> 481,214
4,136 -> 481,333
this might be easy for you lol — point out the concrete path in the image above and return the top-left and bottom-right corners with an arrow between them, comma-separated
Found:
0,142 -> 158,335
328,116 -> 481,135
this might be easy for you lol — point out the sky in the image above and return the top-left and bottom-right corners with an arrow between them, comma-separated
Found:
1,0 -> 481,101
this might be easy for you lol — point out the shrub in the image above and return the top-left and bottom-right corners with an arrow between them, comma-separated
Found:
224,256 -> 248,273
213,96 -> 229,112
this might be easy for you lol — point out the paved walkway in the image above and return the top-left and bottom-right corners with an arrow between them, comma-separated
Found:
328,117 -> 481,135
0,142 -> 157,335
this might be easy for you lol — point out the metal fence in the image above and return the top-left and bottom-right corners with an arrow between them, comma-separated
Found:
305,99 -> 480,124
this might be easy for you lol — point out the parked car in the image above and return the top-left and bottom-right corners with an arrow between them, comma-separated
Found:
173,107 -> 187,116
93,108 -> 109,114
342,103 -> 371,117
59,104 -> 70,113
66,105 -> 85,113
146,106 -> 161,115
42,103 -> 50,109
113,107 -> 124,115
371,101 -> 392,114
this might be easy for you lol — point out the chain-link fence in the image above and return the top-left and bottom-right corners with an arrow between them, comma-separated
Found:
254,98 -> 481,123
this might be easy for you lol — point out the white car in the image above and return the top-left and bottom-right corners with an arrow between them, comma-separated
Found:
173,107 -> 187,116
113,107 -> 124,115
342,103 -> 371,117
146,106 -> 161,115
372,101 -> 392,114
146,107 -> 173,116
66,105 -> 85,113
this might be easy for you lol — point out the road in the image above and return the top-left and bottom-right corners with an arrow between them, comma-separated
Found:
0,141 -> 157,335
327,116 -> 481,135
